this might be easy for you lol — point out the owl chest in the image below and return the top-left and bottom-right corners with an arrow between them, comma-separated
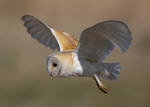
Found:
59,53 -> 83,77
72,53 -> 83,76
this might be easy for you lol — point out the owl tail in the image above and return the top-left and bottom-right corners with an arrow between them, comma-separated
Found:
100,63 -> 121,81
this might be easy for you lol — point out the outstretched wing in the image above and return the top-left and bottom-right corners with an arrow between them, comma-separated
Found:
76,20 -> 132,62
21,15 -> 78,51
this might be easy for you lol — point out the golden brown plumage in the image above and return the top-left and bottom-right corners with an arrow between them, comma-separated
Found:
50,29 -> 78,51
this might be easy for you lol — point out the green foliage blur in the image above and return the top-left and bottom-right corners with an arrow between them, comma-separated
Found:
0,0 -> 150,107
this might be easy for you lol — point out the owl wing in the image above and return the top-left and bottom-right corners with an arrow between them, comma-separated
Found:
76,20 -> 132,62
21,15 -> 78,52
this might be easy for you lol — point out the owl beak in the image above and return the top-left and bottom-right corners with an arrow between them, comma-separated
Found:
47,63 -> 52,76
48,64 -> 53,76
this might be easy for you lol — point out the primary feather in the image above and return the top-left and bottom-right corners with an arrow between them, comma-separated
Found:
21,15 -> 78,51
76,20 -> 132,62
22,15 -> 60,50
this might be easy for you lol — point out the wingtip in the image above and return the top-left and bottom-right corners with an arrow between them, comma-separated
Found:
93,20 -> 133,54
121,37 -> 133,53
21,14 -> 34,22
21,14 -> 28,20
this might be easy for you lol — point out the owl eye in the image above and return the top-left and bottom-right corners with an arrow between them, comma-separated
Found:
52,62 -> 58,67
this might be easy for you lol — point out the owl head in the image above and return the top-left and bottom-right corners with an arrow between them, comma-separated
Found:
47,56 -> 62,77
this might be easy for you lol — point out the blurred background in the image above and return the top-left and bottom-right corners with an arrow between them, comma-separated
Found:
0,0 -> 150,107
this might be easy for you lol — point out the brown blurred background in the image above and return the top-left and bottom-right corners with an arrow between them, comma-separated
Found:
0,0 -> 150,107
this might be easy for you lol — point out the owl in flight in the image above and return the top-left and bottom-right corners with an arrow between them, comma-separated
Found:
21,15 -> 132,94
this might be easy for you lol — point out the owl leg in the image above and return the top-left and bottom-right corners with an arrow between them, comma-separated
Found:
93,74 -> 108,94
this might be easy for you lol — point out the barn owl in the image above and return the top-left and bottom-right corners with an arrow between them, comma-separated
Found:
21,15 -> 132,93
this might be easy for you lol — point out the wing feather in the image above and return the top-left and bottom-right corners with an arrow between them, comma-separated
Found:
76,20 -> 132,62
21,15 -> 78,51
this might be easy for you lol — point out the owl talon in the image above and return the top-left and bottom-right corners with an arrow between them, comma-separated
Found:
93,74 -> 108,94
